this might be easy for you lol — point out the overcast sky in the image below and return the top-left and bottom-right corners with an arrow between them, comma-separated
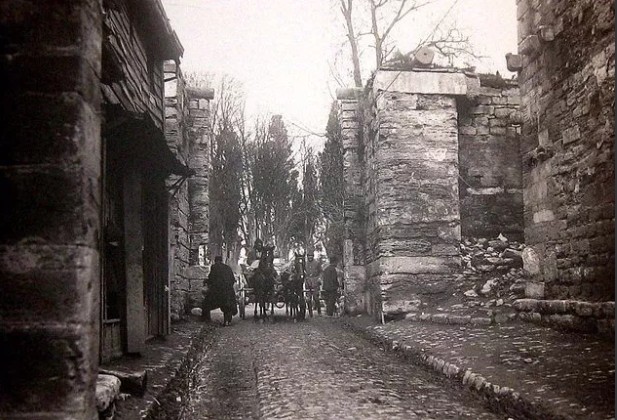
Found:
161,0 -> 518,150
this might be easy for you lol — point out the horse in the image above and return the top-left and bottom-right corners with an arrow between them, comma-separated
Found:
286,253 -> 306,321
250,245 -> 277,321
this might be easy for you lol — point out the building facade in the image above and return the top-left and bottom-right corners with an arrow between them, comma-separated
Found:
0,0 -> 212,417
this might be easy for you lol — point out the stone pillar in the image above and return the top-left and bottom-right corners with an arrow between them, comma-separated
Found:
186,87 -> 213,307
367,70 -> 476,318
123,169 -> 146,353
164,61 -> 192,320
0,1 -> 102,418
336,88 -> 366,315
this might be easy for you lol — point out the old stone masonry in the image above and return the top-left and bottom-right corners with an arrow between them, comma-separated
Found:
0,0 -> 613,419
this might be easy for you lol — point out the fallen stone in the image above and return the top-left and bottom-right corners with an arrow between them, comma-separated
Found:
99,368 -> 147,397
96,374 -> 121,413
488,240 -> 508,251
522,247 -> 540,276
501,248 -> 522,259
464,289 -> 479,298
509,280 -> 526,294
480,278 -> 498,295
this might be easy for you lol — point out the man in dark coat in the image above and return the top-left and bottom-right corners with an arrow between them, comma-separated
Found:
204,256 -> 238,326
322,256 -> 340,316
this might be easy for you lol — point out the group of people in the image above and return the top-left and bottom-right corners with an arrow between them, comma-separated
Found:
202,246 -> 342,325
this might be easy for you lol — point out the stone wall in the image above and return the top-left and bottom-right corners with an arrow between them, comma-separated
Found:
338,69 -> 530,320
0,1 -> 103,418
338,89 -> 367,315
164,62 -> 192,320
517,0 -> 615,300
164,68 -> 213,319
186,88 -> 213,311
458,78 -> 524,241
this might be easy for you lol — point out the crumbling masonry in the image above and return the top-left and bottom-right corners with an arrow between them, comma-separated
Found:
337,0 -> 614,332
339,70 -> 523,318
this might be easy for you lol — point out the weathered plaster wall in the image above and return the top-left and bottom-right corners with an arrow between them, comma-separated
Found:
458,78 -> 524,241
517,0 -> 615,300
0,1 -> 102,418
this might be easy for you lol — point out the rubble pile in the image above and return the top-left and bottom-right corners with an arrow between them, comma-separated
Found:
448,234 -> 529,316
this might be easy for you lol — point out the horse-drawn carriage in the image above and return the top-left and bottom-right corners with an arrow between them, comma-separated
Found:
237,245 -> 315,321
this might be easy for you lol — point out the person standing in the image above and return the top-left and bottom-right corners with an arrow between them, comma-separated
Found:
322,256 -> 340,317
204,256 -> 238,326
305,254 -> 322,316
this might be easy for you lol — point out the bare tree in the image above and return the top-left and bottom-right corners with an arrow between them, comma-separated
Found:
340,0 -> 363,87
336,0 -> 475,85
367,0 -> 432,67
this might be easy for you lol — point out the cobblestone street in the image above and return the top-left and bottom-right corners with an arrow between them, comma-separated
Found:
185,310 -> 503,419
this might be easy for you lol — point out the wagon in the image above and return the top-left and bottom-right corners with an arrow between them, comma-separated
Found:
237,261 -> 286,320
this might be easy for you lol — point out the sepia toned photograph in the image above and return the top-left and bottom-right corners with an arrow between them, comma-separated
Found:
0,0 -> 614,419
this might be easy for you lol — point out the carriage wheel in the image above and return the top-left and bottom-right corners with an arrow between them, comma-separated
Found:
239,289 -> 246,320
275,292 -> 285,309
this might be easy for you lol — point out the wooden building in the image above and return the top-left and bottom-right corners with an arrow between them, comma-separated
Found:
99,0 -> 191,362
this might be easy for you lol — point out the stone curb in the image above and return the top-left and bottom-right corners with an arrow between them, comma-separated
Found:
141,324 -> 214,419
405,311 -> 517,326
343,319 -> 570,420
513,299 -> 615,337
111,323 -> 211,419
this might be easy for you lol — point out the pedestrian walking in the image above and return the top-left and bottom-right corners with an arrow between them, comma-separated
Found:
203,256 -> 238,326
305,254 -> 322,316
322,256 -> 340,317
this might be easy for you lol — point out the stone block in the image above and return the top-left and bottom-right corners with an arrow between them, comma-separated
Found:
0,327 -> 97,413
95,374 -> 121,412
562,125 -> 581,144
460,126 -> 477,135
183,265 -> 209,280
383,297 -> 422,315
368,256 -> 461,276
373,70 -> 470,96
525,282 -> 545,298
542,299 -> 568,314
449,315 -> 471,325
0,246 -> 99,325
0,168 -> 100,244
506,53 -> 523,71
470,317 -> 492,326
514,299 -> 538,311
519,34 -> 541,55
432,313 -> 449,323
522,247 -> 541,275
